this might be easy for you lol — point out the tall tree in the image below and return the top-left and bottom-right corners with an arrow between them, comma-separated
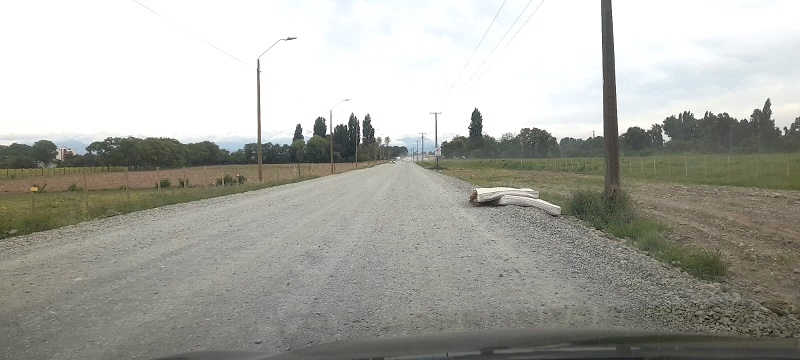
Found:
376,136 -> 382,160
333,124 -> 349,159
293,123 -> 304,142
384,136 -> 391,159
31,140 -> 57,164
305,135 -> 330,163
362,114 -> 375,160
347,113 -> 360,159
468,108 -> 484,147
620,126 -> 651,152
362,114 -> 375,146
313,117 -> 327,138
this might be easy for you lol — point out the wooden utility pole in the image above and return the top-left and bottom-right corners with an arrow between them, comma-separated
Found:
601,0 -> 621,196
419,133 -> 426,162
430,112 -> 441,170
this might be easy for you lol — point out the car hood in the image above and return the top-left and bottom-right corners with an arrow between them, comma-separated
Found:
156,328 -> 800,360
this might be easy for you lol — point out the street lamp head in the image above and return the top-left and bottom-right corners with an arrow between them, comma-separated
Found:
285,37 -> 297,41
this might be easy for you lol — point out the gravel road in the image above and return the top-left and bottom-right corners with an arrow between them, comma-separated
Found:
1,162 -> 798,359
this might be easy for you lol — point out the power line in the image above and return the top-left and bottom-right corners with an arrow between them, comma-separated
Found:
131,0 -> 253,69
443,0 -> 507,100
457,0 -> 544,94
476,0 -> 546,82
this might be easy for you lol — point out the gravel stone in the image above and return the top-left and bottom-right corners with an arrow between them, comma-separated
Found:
0,163 -> 797,360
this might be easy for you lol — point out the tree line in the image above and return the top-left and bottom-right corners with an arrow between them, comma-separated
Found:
0,114 -> 407,169
441,99 -> 800,159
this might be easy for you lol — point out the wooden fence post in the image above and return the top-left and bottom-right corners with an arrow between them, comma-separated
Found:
684,156 -> 688,177
125,168 -> 130,201
183,167 -> 187,188
653,156 -> 656,175
727,155 -> 731,178
156,167 -> 161,192
756,155 -> 759,179
204,166 -> 207,187
30,179 -> 35,214
667,156 -> 671,177
787,154 -> 790,181
83,168 -> 89,216
704,155 -> 708,179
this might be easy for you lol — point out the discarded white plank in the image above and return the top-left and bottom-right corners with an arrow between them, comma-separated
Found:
490,195 -> 561,216
469,187 -> 539,204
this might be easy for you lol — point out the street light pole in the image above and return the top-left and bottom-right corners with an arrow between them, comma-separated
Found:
256,36 -> 296,182
329,99 -> 350,174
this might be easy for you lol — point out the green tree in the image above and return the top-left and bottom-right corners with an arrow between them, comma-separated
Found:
31,140 -> 57,164
332,124 -> 349,160
293,123 -> 304,142
468,108 -> 483,147
620,126 -> 651,152
313,117 -> 327,138
384,136 -> 391,159
305,135 -> 330,163
290,139 -> 305,163
347,113 -> 360,160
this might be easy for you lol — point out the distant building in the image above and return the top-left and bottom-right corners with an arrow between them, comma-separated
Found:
56,147 -> 74,161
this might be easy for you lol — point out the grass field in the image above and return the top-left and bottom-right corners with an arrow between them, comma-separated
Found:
0,166 -> 126,179
1,162 -> 382,239
434,153 -> 800,190
0,162 -> 372,193
422,160 -> 735,280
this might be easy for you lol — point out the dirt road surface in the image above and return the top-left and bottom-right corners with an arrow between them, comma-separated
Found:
1,162 -> 796,359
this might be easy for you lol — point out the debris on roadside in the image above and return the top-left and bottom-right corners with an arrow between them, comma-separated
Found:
469,187 -> 561,216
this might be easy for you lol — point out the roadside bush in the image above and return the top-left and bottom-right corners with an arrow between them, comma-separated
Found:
156,178 -> 171,188
568,189 -> 633,230
216,174 -> 235,186
236,174 -> 246,185
568,189 -> 728,280
67,183 -> 80,192
178,178 -> 189,187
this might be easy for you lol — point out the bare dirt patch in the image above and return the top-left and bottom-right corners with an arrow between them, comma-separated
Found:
0,163 -> 365,194
444,167 -> 800,309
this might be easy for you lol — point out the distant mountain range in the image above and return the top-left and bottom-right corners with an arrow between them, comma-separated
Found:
54,139 -> 89,154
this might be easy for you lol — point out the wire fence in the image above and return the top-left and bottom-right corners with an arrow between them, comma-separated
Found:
442,153 -> 799,190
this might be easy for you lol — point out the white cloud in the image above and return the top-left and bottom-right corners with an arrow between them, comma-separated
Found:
1,0 -> 798,148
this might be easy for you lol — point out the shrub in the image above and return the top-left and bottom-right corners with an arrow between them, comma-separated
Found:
216,174 -> 234,186
236,174 -> 246,185
67,183 -> 80,192
568,189 -> 729,280
568,189 -> 634,230
156,178 -> 171,188
178,178 -> 189,187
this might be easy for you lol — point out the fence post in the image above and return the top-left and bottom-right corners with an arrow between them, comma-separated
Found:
727,155 -> 731,178
668,156 -> 671,177
30,179 -> 35,214
684,156 -> 688,177
204,166 -> 207,187
704,155 -> 708,179
756,155 -> 759,179
183,167 -> 187,188
787,154 -> 790,181
156,167 -> 161,192
83,168 -> 89,217
653,156 -> 656,175
125,168 -> 130,201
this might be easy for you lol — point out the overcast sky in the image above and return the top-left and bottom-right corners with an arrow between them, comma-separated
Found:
2,0 -> 799,149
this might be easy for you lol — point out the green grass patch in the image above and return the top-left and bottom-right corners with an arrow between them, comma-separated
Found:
568,189 -> 729,280
436,154 -> 800,190
0,176 -> 317,240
